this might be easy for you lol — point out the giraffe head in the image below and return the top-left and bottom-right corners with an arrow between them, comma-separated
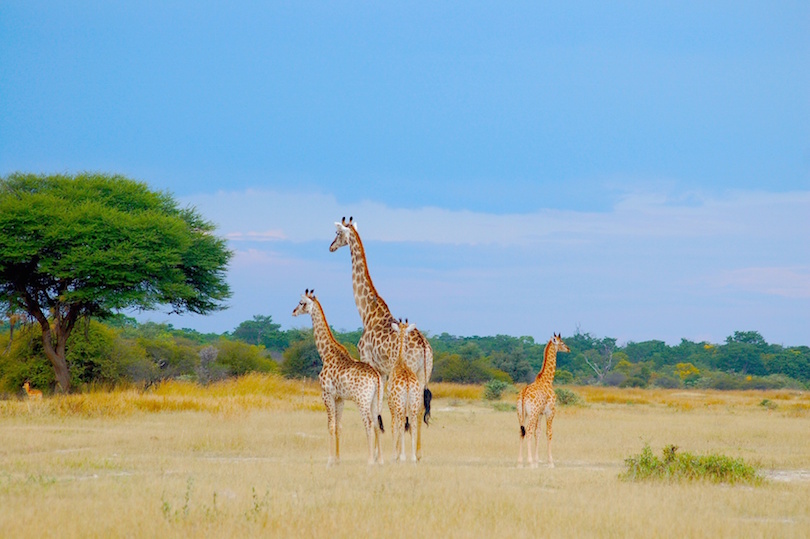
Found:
329,216 -> 356,252
392,318 -> 416,339
550,333 -> 570,353
392,318 -> 417,355
292,289 -> 316,317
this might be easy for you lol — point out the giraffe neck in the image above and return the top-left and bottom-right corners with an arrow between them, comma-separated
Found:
535,340 -> 558,385
309,299 -> 345,366
348,228 -> 391,327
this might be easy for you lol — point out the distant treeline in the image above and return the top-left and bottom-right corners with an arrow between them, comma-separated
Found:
1,314 -> 807,394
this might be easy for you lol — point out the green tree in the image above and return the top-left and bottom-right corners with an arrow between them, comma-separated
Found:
0,172 -> 232,391
215,338 -> 277,376
231,315 -> 289,351
281,333 -> 322,379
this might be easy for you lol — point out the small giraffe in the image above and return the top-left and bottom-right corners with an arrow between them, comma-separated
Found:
292,289 -> 385,466
517,333 -> 570,468
388,319 -> 423,463
329,217 -> 433,457
23,381 -> 43,400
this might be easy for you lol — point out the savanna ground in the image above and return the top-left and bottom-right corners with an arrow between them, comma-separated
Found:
1,376 -> 809,538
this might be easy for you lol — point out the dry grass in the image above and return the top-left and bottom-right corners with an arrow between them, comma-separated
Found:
1,380 -> 809,538
0,374 -> 323,418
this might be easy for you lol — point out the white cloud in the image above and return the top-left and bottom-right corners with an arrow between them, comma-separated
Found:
716,267 -> 810,299
185,188 -> 810,247
170,187 -> 810,345
226,230 -> 286,242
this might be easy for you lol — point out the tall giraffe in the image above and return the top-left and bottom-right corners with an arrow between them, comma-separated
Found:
517,333 -> 570,468
329,217 -> 433,457
292,289 -> 385,466
388,319 -> 424,463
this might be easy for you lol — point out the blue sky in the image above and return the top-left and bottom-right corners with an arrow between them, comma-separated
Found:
2,2 -> 809,345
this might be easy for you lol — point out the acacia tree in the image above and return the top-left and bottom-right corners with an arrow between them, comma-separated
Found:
0,172 -> 232,391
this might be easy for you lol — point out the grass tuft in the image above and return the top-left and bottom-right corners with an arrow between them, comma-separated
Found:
621,443 -> 761,485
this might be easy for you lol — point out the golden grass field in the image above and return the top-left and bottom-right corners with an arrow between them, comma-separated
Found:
1,375 -> 809,538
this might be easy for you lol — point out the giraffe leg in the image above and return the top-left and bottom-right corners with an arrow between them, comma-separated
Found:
415,405 -> 423,461
365,415 -> 377,466
393,413 -> 402,463
324,395 -> 337,467
529,413 -> 541,468
334,399 -> 344,465
533,425 -> 540,467
517,395 -> 525,467
546,409 -> 555,468
409,408 -> 418,463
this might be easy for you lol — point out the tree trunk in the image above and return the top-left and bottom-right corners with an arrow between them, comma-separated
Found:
38,322 -> 71,392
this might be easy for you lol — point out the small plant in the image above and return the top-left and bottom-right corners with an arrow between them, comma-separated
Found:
759,399 -> 778,410
491,401 -> 516,412
483,379 -> 510,401
554,387 -> 581,406
621,443 -> 761,485
244,487 -> 270,523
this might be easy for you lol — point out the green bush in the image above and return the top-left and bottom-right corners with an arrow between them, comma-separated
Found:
554,369 -> 574,385
281,337 -> 322,379
483,379 -> 511,400
621,444 -> 761,485
554,387 -> 582,406
215,338 -> 277,377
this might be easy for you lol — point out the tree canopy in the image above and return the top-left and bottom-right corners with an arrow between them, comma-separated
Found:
0,172 -> 232,391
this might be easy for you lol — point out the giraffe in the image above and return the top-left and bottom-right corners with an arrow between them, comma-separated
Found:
387,319 -> 423,463
517,333 -> 570,468
329,217 -> 433,458
292,289 -> 385,466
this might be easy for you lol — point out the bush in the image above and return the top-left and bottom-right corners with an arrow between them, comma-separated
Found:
215,339 -> 277,377
483,379 -> 511,400
554,387 -> 582,406
621,444 -> 760,485
603,371 -> 627,387
554,369 -> 574,385
281,337 -> 322,379
653,375 -> 681,389
619,376 -> 647,388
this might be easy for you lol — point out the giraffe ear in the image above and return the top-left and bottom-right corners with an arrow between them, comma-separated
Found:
391,322 -> 400,332
406,323 -> 417,333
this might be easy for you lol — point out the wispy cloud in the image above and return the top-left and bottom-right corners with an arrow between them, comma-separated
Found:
226,230 -> 286,242
176,187 -> 810,345
715,267 -> 810,299
185,188 -> 810,246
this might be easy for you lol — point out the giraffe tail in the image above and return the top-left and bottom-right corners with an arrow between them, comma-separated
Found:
517,396 -> 526,438
404,416 -> 410,432
375,372 -> 385,433
423,387 -> 432,426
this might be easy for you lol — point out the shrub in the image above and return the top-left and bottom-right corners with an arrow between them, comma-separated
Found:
554,369 -> 574,385
483,379 -> 511,400
554,387 -> 582,406
653,375 -> 681,389
621,443 -> 761,485
603,371 -> 627,387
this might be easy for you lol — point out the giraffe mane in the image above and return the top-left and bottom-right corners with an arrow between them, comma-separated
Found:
349,224 -> 390,313
535,336 -> 555,381
310,294 -> 350,355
